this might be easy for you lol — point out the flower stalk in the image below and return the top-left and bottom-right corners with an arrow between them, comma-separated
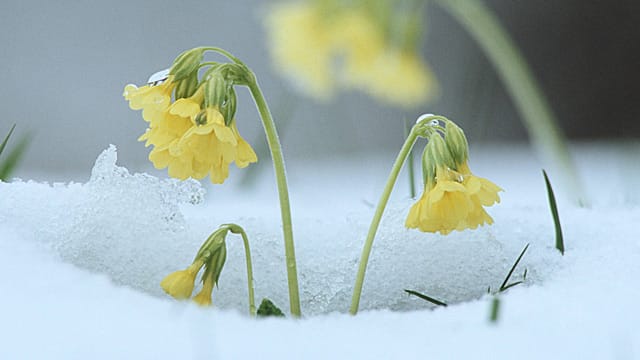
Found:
125,46 -> 301,317
350,114 -> 447,315
350,114 -> 501,314
246,74 -> 301,318
205,47 -> 301,317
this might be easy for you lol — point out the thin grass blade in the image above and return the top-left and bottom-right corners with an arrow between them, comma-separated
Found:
489,296 -> 500,323
499,243 -> 529,292
543,170 -> 565,255
0,124 -> 16,157
404,289 -> 447,307
0,134 -> 29,181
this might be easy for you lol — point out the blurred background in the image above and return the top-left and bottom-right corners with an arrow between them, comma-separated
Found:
1,0 -> 638,180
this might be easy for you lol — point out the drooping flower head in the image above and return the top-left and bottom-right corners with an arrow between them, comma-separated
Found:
160,228 -> 228,306
123,47 -> 257,183
160,259 -> 205,300
406,117 -> 502,234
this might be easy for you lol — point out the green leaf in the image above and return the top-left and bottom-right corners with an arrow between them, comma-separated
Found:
256,298 -> 285,317
543,170 -> 565,255
0,133 -> 29,181
499,243 -> 529,292
0,124 -> 16,157
404,289 -> 448,307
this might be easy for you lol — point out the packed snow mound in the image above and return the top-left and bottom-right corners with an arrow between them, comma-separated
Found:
0,145 -> 205,294
0,145 -> 567,314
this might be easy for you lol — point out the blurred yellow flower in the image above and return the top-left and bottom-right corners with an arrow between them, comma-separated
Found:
265,2 -> 438,108
266,2 -> 335,99
160,261 -> 204,300
358,50 -> 437,109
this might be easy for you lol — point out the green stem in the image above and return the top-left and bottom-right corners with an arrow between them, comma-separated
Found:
247,75 -> 301,317
224,224 -> 257,316
238,230 -> 257,316
404,119 -> 416,199
435,0 -> 585,204
350,124 -> 421,315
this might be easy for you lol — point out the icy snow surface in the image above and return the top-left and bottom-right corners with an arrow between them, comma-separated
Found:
1,143 -> 639,359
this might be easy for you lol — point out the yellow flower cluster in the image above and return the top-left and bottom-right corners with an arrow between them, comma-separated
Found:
406,162 -> 502,234
266,2 -> 437,108
124,75 -> 257,184
406,120 -> 502,234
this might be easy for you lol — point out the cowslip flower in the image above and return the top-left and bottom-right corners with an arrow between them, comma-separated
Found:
266,2 -> 335,99
264,2 -> 438,109
406,165 -> 474,234
192,274 -> 215,307
405,121 -> 501,234
160,260 -> 205,300
358,50 -> 437,109
124,72 -> 257,183
123,75 -> 175,124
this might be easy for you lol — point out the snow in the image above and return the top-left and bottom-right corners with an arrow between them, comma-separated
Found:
1,143 -> 639,359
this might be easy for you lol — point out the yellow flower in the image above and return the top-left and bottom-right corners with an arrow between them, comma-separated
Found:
160,261 -> 204,300
266,2 -> 335,99
457,161 -> 503,229
331,10 -> 385,87
129,85 -> 257,184
123,77 -> 175,123
406,161 -> 502,235
406,166 -> 474,235
359,49 -> 437,108
192,274 -> 215,307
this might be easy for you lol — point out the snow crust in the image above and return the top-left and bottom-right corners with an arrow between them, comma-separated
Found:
1,143 -> 639,359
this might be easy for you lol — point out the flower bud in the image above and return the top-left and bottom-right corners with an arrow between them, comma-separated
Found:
174,71 -> 199,100
204,74 -> 229,110
220,87 -> 237,126
425,133 -> 454,169
170,47 -> 206,81
444,120 -> 469,166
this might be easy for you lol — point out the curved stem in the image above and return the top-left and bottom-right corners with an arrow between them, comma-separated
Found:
224,224 -> 257,316
237,230 -> 257,316
202,47 -> 243,64
350,125 -> 420,315
246,75 -> 301,317
435,0 -> 585,204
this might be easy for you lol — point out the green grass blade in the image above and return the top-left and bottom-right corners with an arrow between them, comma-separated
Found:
0,134 -> 30,181
0,124 -> 16,157
543,170 -> 565,255
489,296 -> 500,323
404,289 -> 448,307
499,243 -> 529,292
500,281 -> 523,292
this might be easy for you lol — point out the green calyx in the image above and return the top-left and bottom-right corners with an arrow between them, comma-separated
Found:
195,228 -> 229,288
170,47 -> 206,81
174,71 -> 199,100
203,73 -> 237,126
424,132 -> 455,173
444,120 -> 469,166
